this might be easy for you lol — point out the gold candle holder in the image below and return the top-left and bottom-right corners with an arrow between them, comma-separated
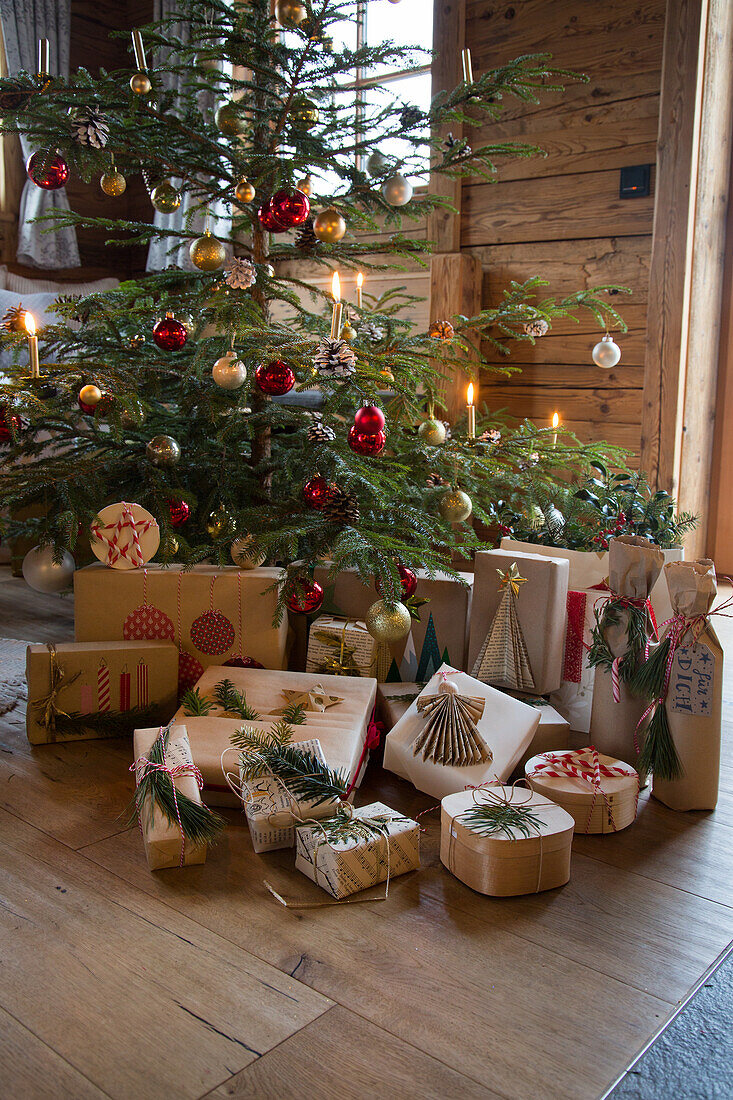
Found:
330,272 -> 343,339
25,312 -> 40,378
131,29 -> 148,71
466,382 -> 476,439
461,47 -> 474,84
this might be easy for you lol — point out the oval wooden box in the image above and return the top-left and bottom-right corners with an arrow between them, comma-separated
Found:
440,786 -> 575,896
525,750 -> 639,834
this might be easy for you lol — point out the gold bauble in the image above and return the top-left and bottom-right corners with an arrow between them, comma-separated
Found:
216,100 -> 247,136
341,320 -> 356,342
313,207 -> 346,243
207,505 -> 235,540
380,368 -> 395,384
163,535 -> 179,555
365,599 -> 412,643
79,384 -> 103,407
151,179 -> 182,213
439,488 -> 473,523
418,418 -> 447,445
100,171 -> 126,197
130,71 -> 152,95
275,0 -> 307,26
189,232 -> 226,272
231,535 -> 266,569
290,94 -> 319,130
235,178 -> 256,204
296,175 -> 312,196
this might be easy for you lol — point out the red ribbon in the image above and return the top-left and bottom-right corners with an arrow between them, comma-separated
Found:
343,706 -> 383,801
131,729 -> 204,866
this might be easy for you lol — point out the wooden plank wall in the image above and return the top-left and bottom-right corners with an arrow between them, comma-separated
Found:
464,0 -> 667,462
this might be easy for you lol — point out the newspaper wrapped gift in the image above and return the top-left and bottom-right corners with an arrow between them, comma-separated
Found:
588,536 -> 664,768
468,550 -> 569,694
132,724 -> 211,871
294,801 -> 420,899
383,664 -> 540,799
25,640 -> 178,745
646,560 -> 724,811
440,785 -> 575,896
525,747 -> 640,834
306,615 -> 379,677
505,693 -> 571,773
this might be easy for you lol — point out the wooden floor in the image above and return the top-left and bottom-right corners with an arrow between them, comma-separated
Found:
1,570 -> 731,1100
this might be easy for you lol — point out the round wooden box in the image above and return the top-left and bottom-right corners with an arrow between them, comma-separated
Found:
525,749 -> 639,834
440,786 -> 575,896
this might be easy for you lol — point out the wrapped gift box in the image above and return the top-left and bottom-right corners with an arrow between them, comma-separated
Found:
26,640 -> 178,745
506,693 -> 571,773
525,748 -> 639,834
376,682 -> 424,732
441,786 -> 575,896
74,564 -> 289,688
133,724 -> 208,871
306,615 -> 379,678
294,801 -> 420,899
383,664 -> 540,799
239,738 -> 343,853
468,549 -> 569,695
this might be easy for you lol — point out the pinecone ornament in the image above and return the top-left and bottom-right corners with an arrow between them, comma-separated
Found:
314,337 -> 357,380
308,414 -> 336,443
2,303 -> 27,333
322,486 -> 360,525
400,105 -> 422,129
478,427 -> 501,445
524,318 -> 549,338
444,132 -> 472,160
224,257 -> 256,290
295,217 -> 319,253
357,320 -> 384,344
70,107 -> 110,149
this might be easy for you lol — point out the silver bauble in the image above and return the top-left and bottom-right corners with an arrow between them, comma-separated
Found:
418,418 -> 447,445
367,150 -> 389,177
146,434 -> 181,467
592,334 -> 621,369
22,546 -> 75,593
381,173 -> 413,206
231,535 -> 266,569
212,351 -> 247,390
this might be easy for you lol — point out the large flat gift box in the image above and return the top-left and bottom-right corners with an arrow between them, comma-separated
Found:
74,564 -> 289,689
383,664 -> 540,799
26,640 -> 178,744
467,548 -> 569,694
133,724 -> 208,871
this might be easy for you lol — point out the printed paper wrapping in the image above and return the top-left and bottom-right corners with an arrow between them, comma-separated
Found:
25,641 -> 178,745
238,738 -> 342,853
468,549 -> 569,694
306,615 -> 378,678
133,724 -> 207,870
74,563 -> 288,675
383,663 -> 540,799
294,801 -> 420,899
652,560 -> 723,811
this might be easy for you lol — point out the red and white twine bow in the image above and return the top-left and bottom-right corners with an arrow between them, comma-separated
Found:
343,706 -> 384,801
591,584 -> 658,703
131,731 -> 204,866
91,503 -> 158,568
528,746 -> 636,833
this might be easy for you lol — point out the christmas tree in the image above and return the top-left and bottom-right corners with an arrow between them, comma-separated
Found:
0,0 -> 635,618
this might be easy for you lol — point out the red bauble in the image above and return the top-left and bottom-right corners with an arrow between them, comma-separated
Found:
168,499 -> 191,527
0,405 -> 21,442
26,151 -> 69,190
153,314 -> 188,351
302,475 -> 333,509
258,201 -> 288,232
223,655 -> 265,669
286,578 -> 324,615
255,359 -> 295,395
77,396 -> 97,415
376,562 -> 418,600
354,405 -> 385,435
348,426 -> 386,455
271,188 -> 310,229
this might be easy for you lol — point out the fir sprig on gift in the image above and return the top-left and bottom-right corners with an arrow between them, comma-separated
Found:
232,721 -> 348,807
279,701 -> 307,726
180,687 -> 213,717
127,726 -> 225,846
457,801 -> 545,839
213,678 -> 260,720
629,638 -> 684,780
587,602 -> 650,682
309,807 -> 410,847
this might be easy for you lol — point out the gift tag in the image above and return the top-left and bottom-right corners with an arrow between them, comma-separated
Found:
669,644 -> 715,717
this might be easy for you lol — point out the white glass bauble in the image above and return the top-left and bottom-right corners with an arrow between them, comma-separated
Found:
231,535 -> 266,569
22,546 -> 75,593
592,335 -> 621,369
212,351 -> 247,390
381,173 -> 413,206
367,150 -> 389,177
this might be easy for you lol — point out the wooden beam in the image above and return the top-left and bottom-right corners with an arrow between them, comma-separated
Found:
430,251 -> 482,422
427,0 -> 465,252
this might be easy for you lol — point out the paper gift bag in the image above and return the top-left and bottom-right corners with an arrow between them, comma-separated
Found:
74,564 -> 289,690
26,640 -> 178,744
647,561 -> 723,811
468,549 -> 569,694
441,786 -> 575,896
383,664 -> 540,799
306,615 -> 379,677
588,537 -> 664,768
525,747 -> 639,834
294,801 -> 420,899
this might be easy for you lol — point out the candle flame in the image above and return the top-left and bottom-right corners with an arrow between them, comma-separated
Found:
332,271 -> 340,302
24,312 -> 36,337
467,382 -> 474,406
356,272 -> 363,289
552,412 -> 559,429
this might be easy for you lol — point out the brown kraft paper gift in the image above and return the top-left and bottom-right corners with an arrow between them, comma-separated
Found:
588,536 -> 664,769
133,724 -> 207,871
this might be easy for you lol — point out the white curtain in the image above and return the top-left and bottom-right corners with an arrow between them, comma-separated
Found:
0,0 -> 80,268
146,0 -> 231,272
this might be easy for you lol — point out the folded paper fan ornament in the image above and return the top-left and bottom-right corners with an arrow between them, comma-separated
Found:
414,678 -> 490,766
471,563 -> 535,691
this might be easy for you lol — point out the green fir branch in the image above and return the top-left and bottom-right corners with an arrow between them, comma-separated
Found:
212,678 -> 261,720
457,802 -> 545,839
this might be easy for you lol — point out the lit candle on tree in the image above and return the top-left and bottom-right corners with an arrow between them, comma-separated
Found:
552,411 -> 560,448
25,312 -> 39,378
330,271 -> 343,339
356,271 -> 364,310
466,382 -> 476,439
37,38 -> 50,81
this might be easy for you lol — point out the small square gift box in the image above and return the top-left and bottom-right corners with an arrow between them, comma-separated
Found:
383,664 -> 540,799
506,693 -> 571,773
306,615 -> 379,678
294,801 -> 420,900
525,747 -> 640,834
376,682 -> 424,732
131,724 -> 224,871
440,785 -> 575,896
26,640 -> 178,744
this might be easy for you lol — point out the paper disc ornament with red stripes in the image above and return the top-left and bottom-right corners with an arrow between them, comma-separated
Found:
190,609 -> 236,655
90,502 -> 160,570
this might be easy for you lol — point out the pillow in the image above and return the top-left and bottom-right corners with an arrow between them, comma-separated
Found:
0,288 -> 77,375
5,271 -> 119,295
